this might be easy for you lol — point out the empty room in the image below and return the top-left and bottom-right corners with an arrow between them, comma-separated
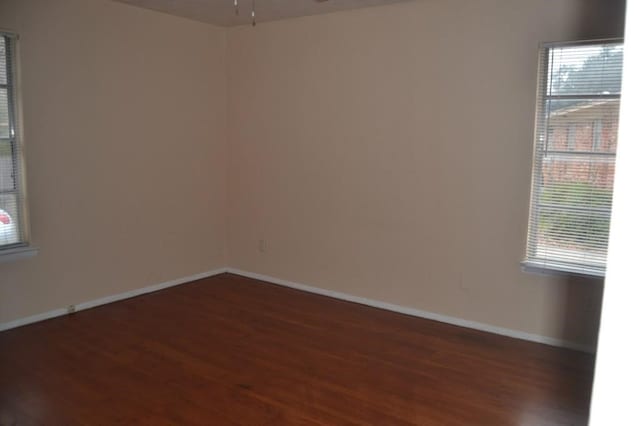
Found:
0,0 -> 638,424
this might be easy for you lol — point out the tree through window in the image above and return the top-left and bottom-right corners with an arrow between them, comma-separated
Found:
524,40 -> 624,276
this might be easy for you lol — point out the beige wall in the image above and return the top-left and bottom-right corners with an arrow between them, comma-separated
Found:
0,0 -> 626,348
0,0 -> 228,324
227,0 -> 625,347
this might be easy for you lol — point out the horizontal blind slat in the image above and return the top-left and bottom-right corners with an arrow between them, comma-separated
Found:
525,40 -> 623,275
0,34 -> 25,248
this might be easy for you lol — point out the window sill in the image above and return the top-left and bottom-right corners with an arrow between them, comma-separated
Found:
0,245 -> 39,263
521,260 -> 605,278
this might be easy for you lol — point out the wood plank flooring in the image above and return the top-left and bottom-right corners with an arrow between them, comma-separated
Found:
0,273 -> 595,425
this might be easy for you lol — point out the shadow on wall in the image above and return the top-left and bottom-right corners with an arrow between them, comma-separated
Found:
547,0 -> 624,352
576,0 -> 626,39
561,275 -> 605,350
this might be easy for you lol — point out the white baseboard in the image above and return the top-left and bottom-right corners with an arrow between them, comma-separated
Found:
0,265 -> 596,353
0,267 -> 228,332
226,268 -> 596,354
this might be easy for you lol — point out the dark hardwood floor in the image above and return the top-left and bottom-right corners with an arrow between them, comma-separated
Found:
0,273 -> 594,425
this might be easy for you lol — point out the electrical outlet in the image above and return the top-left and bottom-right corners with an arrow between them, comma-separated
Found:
67,305 -> 76,314
258,239 -> 267,253
458,273 -> 469,292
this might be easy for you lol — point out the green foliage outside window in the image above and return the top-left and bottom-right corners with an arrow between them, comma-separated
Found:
538,182 -> 612,249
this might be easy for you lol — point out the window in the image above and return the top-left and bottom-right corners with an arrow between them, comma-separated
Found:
524,40 -> 624,277
0,32 -> 28,252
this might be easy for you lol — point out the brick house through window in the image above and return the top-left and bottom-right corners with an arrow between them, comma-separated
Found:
543,99 -> 618,190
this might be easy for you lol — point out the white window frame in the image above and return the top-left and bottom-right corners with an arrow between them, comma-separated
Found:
523,38 -> 623,278
0,31 -> 35,261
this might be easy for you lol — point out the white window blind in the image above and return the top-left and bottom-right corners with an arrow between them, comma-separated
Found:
524,40 -> 624,277
0,32 -> 26,250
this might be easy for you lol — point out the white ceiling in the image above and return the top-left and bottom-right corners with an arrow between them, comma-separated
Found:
113,0 -> 414,27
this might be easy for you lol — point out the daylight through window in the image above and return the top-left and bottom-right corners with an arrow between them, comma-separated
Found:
0,32 -> 27,250
524,40 -> 624,276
